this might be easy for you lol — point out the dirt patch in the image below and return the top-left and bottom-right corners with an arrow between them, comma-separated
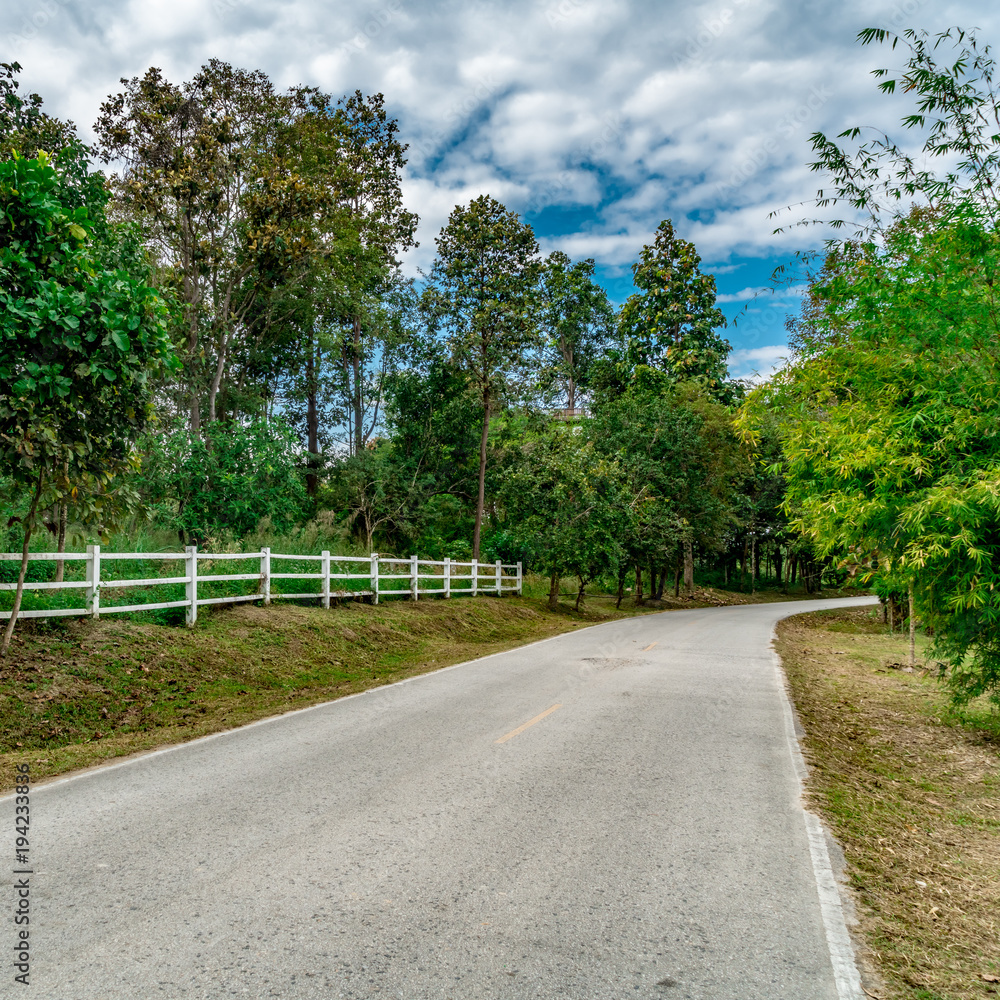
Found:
776,606 -> 1000,1000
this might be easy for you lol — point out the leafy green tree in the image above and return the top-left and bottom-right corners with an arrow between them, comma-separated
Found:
96,62 -> 342,430
135,417 -> 306,544
745,205 -> 1000,701
0,152 -> 174,652
537,251 -> 615,412
591,382 -> 744,601
500,432 -> 631,608
749,25 -> 1000,702
606,220 -> 731,401
423,195 -> 542,558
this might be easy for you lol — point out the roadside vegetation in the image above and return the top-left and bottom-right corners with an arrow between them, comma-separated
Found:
778,606 -> 1000,1000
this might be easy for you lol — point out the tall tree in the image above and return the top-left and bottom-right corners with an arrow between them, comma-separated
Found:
423,196 -> 542,558
333,92 -> 418,456
537,251 -> 615,412
613,219 -> 731,400
95,62 -> 304,430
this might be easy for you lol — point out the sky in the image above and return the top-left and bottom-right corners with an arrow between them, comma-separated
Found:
4,0 -> 998,381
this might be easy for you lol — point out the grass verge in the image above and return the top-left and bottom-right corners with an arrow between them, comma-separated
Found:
776,606 -> 1000,1000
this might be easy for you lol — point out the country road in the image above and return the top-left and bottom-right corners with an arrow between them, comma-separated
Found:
4,596 -> 876,1000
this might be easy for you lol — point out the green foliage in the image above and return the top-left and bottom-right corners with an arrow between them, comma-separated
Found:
0,150 -> 173,515
747,205 -> 1000,704
423,194 -> 543,557
801,27 -> 1000,235
591,383 -> 745,564
537,251 -> 615,410
499,430 -> 631,605
606,220 -> 732,401
135,418 -> 306,544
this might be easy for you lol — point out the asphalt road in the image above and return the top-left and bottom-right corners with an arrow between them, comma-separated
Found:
4,596 -> 876,1000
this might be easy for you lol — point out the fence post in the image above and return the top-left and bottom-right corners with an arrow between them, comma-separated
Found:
411,554 -> 419,600
261,547 -> 271,605
444,557 -> 451,599
86,544 -> 101,619
371,552 -> 379,605
496,559 -> 502,596
472,558 -> 478,597
322,550 -> 331,609
517,560 -> 523,596
185,545 -> 198,627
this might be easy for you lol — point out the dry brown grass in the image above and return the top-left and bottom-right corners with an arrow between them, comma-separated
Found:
776,607 -> 1000,1000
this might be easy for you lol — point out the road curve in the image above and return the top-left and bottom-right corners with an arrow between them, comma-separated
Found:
4,596 -> 876,1000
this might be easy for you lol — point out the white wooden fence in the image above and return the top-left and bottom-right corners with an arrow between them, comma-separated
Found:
0,548 -> 523,626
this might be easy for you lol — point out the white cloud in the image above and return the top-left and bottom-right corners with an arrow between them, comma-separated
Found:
728,344 -> 790,383
6,0 -> 1000,310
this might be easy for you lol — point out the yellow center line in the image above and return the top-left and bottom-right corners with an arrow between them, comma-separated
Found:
643,641 -> 658,651
495,704 -> 562,744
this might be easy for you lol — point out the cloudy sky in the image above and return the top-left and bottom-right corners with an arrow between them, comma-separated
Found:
5,0 -> 997,379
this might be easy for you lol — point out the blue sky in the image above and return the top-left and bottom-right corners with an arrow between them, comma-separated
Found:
5,0 -> 998,380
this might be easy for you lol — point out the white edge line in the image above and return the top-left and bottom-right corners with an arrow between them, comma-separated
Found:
770,600 -> 876,1000
1,595 -> 873,804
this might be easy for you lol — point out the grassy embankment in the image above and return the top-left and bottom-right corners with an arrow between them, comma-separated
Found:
0,572 -> 841,790
777,607 -> 1000,1000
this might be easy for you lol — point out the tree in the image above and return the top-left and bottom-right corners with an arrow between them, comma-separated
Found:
609,220 -> 732,400
0,152 -> 174,653
749,25 -> 1000,702
95,62 -> 328,430
537,251 -> 615,412
591,382 -> 744,601
500,432 -> 631,609
135,417 -> 306,544
331,92 -> 419,456
745,204 -> 1000,699
423,196 -> 542,559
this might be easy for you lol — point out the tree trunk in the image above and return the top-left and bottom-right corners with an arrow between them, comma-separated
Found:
575,579 -> 585,611
751,538 -> 759,594
53,500 -> 68,584
548,569 -> 559,610
741,539 -> 748,591
207,328 -> 232,424
683,538 -> 694,596
473,387 -> 490,561
908,581 -> 916,668
634,564 -> 644,605
615,564 -> 627,610
1,469 -> 44,656
352,316 -> 364,455
306,338 -> 320,497
656,566 -> 668,601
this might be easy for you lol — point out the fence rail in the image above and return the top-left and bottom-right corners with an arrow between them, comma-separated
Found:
0,548 -> 522,625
